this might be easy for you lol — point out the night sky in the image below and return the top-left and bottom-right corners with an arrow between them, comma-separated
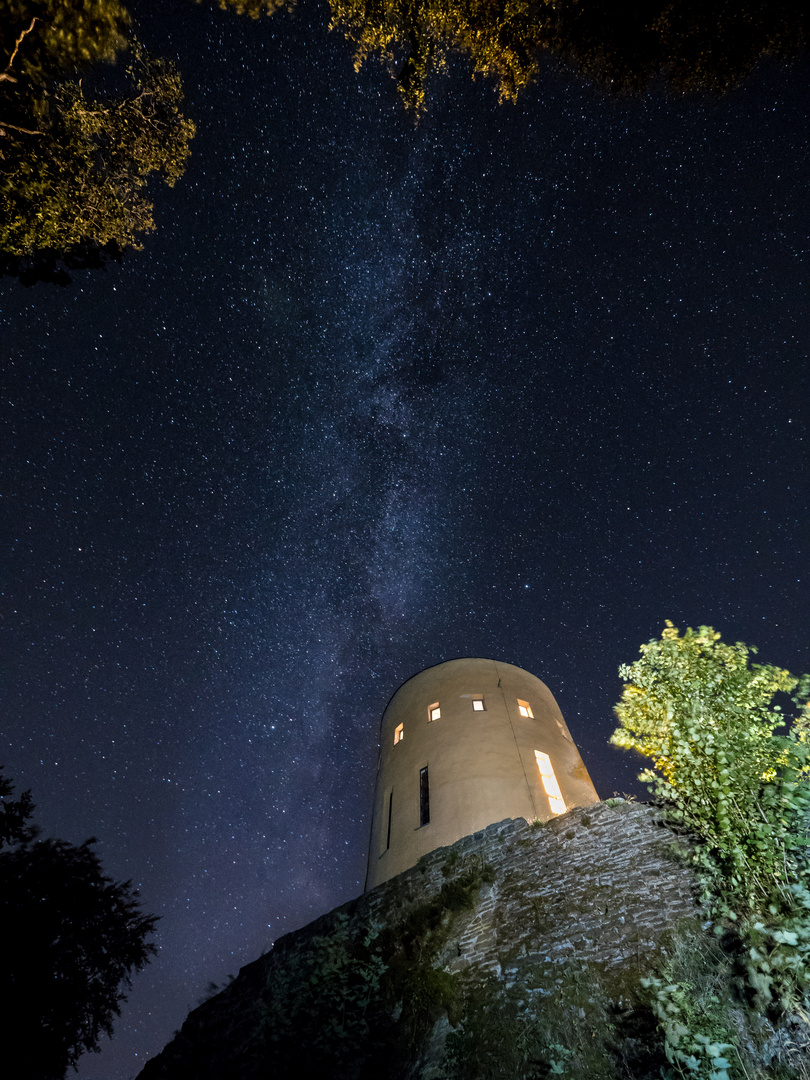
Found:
1,2 -> 808,1077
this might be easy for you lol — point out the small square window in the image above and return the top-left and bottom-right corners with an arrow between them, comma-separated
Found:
472,697 -> 485,711
517,699 -> 534,719
428,702 -> 441,722
394,723 -> 404,745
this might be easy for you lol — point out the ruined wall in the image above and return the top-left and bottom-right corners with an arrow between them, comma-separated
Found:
373,799 -> 696,978
137,801 -> 701,1080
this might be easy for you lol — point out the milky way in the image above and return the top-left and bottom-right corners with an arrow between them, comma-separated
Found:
1,3 -> 808,1077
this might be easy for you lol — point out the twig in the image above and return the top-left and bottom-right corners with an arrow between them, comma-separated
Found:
0,120 -> 44,136
1,16 -> 38,81
733,1042 -> 751,1080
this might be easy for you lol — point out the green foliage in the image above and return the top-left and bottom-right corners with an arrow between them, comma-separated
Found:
1,3 -> 194,279
327,0 -> 808,113
378,856 -> 494,1045
0,768 -> 158,1080
391,960 -> 462,1045
444,964 -> 620,1080
254,857 -> 495,1075
643,975 -> 734,1080
380,855 -> 494,960
0,0 -> 130,85
442,848 -> 463,876
443,974 -> 541,1079
639,928 -> 746,1080
612,622 -> 810,1017
329,0 -> 542,112
1,46 -> 194,261
258,913 -> 389,1075
196,0 -> 292,16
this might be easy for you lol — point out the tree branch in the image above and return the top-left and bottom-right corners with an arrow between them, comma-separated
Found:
1,16 -> 39,81
0,120 -> 45,136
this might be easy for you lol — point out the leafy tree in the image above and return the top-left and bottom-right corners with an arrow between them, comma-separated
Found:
611,623 -> 810,1012
1,47 -> 194,257
0,3 -> 194,281
196,0 -> 291,17
329,0 -> 541,112
534,0 -> 809,95
0,768 -> 158,1080
209,0 -> 808,111
262,0 -> 810,112
0,0 -> 131,86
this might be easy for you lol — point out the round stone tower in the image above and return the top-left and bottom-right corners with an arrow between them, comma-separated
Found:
365,657 -> 600,890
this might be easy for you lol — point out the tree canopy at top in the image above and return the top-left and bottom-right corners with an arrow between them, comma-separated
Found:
0,1 -> 194,282
213,0 -> 810,112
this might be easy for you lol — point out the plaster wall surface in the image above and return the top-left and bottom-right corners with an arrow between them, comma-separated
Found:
366,658 -> 599,889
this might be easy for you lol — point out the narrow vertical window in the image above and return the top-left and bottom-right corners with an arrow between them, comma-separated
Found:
428,702 -> 441,722
394,723 -> 404,745
419,766 -> 430,826
472,696 -> 485,711
386,790 -> 393,850
535,751 -> 565,814
517,699 -> 534,718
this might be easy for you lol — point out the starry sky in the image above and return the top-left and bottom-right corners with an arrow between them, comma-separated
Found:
1,2 -> 808,1077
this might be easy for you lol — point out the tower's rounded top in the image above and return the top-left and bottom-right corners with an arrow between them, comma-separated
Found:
390,656 -> 542,699
383,657 -> 550,712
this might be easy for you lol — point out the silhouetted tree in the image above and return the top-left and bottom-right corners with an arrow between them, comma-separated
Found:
0,768 -> 158,1080
534,0 -> 809,95
0,766 -> 38,845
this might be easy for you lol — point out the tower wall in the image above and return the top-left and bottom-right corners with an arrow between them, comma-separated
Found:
365,657 -> 599,890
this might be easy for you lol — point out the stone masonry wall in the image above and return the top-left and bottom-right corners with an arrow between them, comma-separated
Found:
137,801 -> 701,1080
367,799 -> 698,982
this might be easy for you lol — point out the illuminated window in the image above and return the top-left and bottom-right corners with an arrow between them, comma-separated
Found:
394,723 -> 404,745
419,766 -> 430,826
534,751 -> 565,814
517,699 -> 534,718
428,702 -> 441,722
471,696 -> 485,711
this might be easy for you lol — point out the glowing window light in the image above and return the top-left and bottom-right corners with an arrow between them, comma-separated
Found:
394,723 -> 404,745
472,697 -> 485,711
428,702 -> 441,722
517,699 -> 534,718
534,751 -> 566,814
